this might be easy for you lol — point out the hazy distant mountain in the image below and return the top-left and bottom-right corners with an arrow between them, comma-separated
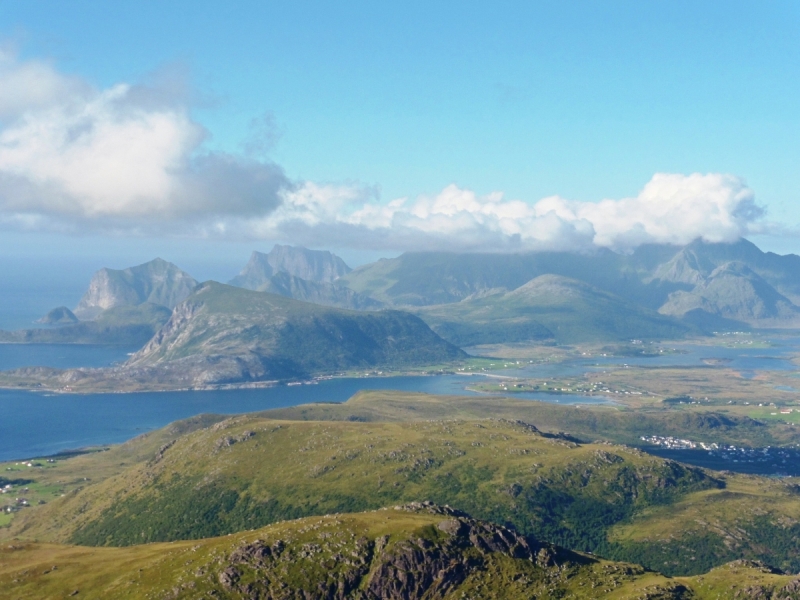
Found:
339,238 -> 800,332
230,245 -> 351,290
1,303 -> 172,346
37,306 -> 79,325
415,274 -> 693,346
259,271 -> 383,310
126,282 -> 464,384
74,258 -> 198,320
649,239 -> 800,304
659,261 -> 800,325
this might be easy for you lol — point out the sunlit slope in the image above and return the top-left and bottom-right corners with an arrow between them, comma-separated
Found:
9,413 -> 800,576
264,390 -> 795,448
120,281 -> 465,383
8,505 -> 798,600
414,275 -> 693,345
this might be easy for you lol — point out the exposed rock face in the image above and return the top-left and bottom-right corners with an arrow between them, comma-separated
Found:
230,245 -> 351,289
74,258 -> 198,320
215,503 -> 576,600
37,306 -> 79,325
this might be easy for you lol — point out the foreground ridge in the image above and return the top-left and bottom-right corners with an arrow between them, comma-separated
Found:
4,504 -> 800,599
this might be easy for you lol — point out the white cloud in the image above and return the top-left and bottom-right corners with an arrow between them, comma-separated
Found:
248,173 -> 763,252
0,47 -> 766,253
0,49 -> 288,230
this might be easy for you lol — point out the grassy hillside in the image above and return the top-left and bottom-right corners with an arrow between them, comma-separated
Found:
8,504 -> 800,599
7,406 -> 800,577
262,390 -> 796,449
414,275 -> 693,345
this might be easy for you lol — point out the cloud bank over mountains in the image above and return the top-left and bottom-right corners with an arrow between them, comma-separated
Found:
0,48 -> 766,252
261,173 -> 763,253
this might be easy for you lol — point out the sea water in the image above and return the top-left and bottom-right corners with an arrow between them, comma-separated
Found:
0,375 -> 612,461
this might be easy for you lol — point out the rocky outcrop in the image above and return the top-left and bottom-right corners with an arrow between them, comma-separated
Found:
74,258 -> 198,319
215,503 -> 574,600
230,245 -> 352,289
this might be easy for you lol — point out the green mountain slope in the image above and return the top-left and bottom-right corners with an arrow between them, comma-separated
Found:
125,281 -> 464,381
8,505 -> 800,600
340,249 -> 661,307
74,258 -> 198,319
11,410 -> 800,577
414,274 -> 693,345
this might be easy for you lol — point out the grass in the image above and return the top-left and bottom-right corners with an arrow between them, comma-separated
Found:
4,401 -> 800,576
3,506 -> 800,599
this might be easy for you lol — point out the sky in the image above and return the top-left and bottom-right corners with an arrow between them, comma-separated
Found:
0,0 -> 798,277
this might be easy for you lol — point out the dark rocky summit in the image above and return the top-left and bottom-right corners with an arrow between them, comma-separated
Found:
37,306 -> 79,325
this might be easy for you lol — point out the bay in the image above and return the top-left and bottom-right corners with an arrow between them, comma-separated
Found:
0,376 -> 608,462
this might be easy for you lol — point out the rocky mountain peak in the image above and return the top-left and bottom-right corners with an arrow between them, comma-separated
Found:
73,258 -> 198,320
229,245 -> 351,290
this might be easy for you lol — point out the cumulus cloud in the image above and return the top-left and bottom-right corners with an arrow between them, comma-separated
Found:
0,47 -> 766,252
247,173 -> 764,253
0,48 -> 288,232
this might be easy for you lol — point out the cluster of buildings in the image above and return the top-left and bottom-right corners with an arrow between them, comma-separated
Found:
1,483 -> 30,514
641,435 -> 799,467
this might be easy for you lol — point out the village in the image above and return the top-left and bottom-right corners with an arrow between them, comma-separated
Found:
641,435 -> 800,469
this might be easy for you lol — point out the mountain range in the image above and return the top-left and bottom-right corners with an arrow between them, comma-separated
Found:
7,237 -> 800,389
341,238 -> 800,330
32,237 -> 800,348
413,274 -> 693,345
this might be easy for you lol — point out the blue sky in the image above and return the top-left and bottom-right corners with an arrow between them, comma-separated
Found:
0,0 -> 798,271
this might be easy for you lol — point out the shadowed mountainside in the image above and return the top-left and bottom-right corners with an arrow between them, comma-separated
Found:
414,274 -> 694,345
